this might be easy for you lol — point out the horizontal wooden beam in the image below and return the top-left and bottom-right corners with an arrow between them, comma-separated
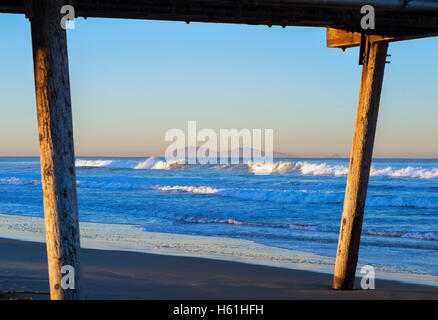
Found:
1,0 -> 438,35
327,28 -> 391,49
327,28 -> 438,49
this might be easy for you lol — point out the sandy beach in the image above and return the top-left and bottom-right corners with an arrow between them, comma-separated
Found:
1,237 -> 437,300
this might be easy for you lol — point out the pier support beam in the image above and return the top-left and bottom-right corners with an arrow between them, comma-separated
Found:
29,0 -> 82,299
332,40 -> 388,290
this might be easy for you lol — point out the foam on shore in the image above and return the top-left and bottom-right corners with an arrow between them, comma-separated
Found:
0,213 -> 437,287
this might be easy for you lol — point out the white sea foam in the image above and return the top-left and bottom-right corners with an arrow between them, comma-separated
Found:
370,166 -> 438,179
1,213 -> 436,286
248,161 -> 292,174
183,217 -> 259,226
0,177 -> 40,186
294,162 -> 349,176
0,213 -> 339,278
74,160 -> 113,168
294,162 -> 438,179
133,157 -> 183,170
157,185 -> 221,194
75,158 -> 438,179
75,157 -> 183,170
0,177 -> 24,185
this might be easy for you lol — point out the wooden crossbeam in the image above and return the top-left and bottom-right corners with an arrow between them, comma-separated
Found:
327,28 -> 438,49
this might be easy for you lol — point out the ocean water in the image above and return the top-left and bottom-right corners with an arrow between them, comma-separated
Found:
0,157 -> 437,285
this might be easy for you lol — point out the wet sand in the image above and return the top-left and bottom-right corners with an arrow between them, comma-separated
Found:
0,237 -> 437,300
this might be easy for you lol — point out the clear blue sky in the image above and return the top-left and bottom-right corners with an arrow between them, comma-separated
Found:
1,13 -> 437,158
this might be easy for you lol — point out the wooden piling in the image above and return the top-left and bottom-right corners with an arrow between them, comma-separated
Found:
29,0 -> 82,299
332,40 -> 388,290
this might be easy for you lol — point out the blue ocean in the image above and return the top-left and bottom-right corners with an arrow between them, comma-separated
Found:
0,157 -> 437,285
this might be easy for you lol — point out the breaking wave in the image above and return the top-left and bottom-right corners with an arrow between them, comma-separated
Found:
370,166 -> 438,179
293,162 -> 438,179
157,186 -> 221,194
248,161 -> 292,174
75,157 -> 184,170
293,162 -> 348,176
75,158 -> 438,179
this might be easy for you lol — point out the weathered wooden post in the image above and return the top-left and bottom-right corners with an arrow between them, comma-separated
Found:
28,0 -> 82,299
332,39 -> 388,290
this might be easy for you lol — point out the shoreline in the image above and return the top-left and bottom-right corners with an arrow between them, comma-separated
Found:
0,213 -> 437,289
1,237 -> 438,299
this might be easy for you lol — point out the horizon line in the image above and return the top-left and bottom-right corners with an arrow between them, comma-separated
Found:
2,155 -> 438,160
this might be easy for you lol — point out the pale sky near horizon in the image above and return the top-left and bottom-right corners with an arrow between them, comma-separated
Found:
0,14 -> 437,158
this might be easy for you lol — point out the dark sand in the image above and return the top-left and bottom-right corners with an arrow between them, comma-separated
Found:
0,238 -> 437,300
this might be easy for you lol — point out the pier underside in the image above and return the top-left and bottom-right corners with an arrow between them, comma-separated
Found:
1,0 -> 438,36
0,0 -> 437,298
